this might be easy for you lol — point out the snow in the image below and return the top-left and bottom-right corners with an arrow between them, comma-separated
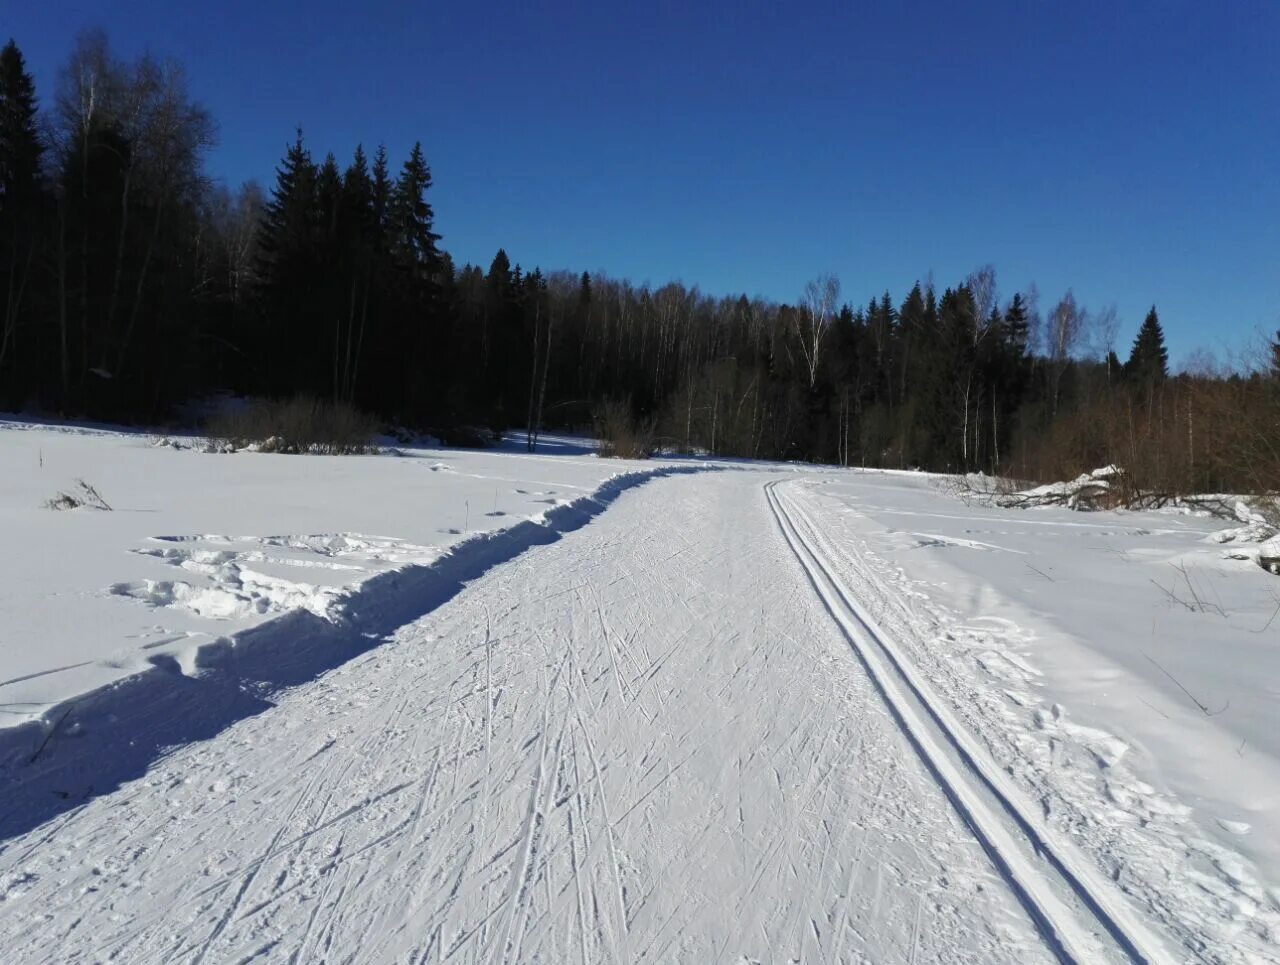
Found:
1211,501 -> 1280,575
801,470 -> 1280,955
0,420 -> 658,727
1,420 -> 1278,962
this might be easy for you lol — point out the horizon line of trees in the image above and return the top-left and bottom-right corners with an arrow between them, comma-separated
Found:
2,32 -> 1278,490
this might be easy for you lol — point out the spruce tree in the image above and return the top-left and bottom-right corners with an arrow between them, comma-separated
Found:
257,130 -> 319,395
487,249 -> 511,293
1125,306 -> 1169,384
370,145 -> 391,241
258,130 -> 318,270
893,283 -> 926,409
315,152 -> 343,324
316,152 -> 342,240
1003,293 -> 1030,357
0,40 -> 42,206
388,142 -> 440,278
898,282 -> 925,340
0,39 -> 45,405
342,146 -> 373,238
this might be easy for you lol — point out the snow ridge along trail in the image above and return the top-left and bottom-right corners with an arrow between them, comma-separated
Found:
765,479 -> 1169,964
0,471 -> 1066,964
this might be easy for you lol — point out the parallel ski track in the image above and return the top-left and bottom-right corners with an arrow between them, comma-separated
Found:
764,478 -> 1171,965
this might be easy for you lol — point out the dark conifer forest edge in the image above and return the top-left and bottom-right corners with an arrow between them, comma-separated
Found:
2,33 -> 1278,492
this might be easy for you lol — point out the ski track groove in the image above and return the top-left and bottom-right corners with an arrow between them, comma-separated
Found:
765,478 -> 1167,965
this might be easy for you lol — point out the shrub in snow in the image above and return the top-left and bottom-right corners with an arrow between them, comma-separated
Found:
206,396 -> 380,455
432,425 -> 502,448
45,479 -> 112,511
594,398 -> 655,459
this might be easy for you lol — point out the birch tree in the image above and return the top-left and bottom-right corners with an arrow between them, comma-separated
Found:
1047,290 -> 1087,415
795,273 -> 839,388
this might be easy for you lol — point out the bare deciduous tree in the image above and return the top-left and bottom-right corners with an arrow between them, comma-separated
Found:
210,182 -> 263,306
959,265 -> 1000,467
114,58 -> 215,377
1047,290 -> 1088,415
52,29 -> 115,399
49,33 -> 214,392
795,273 -> 839,388
966,264 -> 999,346
1091,304 -> 1120,382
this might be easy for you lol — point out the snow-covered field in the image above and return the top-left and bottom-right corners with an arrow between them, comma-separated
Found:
0,421 -> 654,723
0,420 -> 1276,963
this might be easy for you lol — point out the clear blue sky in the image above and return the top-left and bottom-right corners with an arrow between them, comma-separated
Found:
9,0 -> 1279,363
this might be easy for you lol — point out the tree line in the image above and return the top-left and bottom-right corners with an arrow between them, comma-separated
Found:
2,33 -> 1277,488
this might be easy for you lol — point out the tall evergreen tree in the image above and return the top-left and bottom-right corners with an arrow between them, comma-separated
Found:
388,141 -> 439,279
332,145 -> 375,403
0,40 -> 42,204
341,145 -> 373,245
316,152 -> 342,241
256,130 -> 319,394
1003,293 -> 1030,357
0,38 -> 45,404
487,248 -> 511,296
376,143 -> 442,419
370,145 -> 391,238
893,283 -> 925,409
1125,306 -> 1169,384
259,131 -> 317,264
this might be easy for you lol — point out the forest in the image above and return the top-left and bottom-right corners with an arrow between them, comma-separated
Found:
2,33 -> 1278,492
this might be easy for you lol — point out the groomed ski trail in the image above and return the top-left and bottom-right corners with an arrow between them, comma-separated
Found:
0,472 -> 1139,963
765,479 -> 1170,964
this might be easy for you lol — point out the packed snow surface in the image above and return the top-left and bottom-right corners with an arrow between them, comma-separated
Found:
0,421 -> 1277,963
